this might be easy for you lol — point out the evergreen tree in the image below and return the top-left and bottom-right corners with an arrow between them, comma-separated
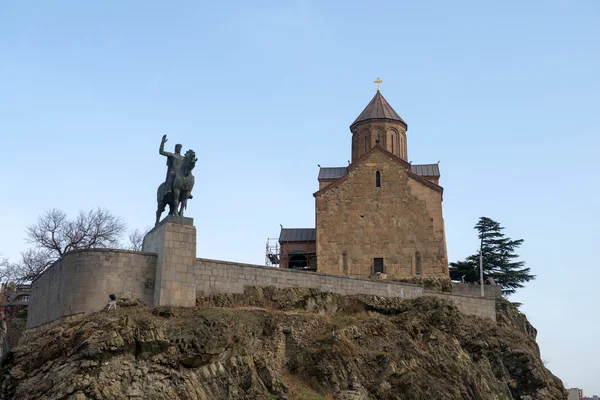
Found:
449,217 -> 535,295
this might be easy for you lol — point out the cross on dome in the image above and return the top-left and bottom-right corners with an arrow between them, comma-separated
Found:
374,77 -> 383,92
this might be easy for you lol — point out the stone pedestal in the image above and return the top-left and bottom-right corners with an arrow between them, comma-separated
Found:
142,216 -> 197,307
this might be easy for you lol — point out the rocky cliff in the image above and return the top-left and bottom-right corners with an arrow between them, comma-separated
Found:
0,287 -> 566,400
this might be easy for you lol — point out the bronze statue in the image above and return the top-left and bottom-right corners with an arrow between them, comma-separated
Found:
155,135 -> 197,225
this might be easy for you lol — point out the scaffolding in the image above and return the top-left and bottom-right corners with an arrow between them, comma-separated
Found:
265,237 -> 280,266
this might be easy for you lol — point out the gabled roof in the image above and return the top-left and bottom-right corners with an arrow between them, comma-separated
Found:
319,164 -> 440,181
351,91 -> 407,128
318,167 -> 348,180
314,145 -> 443,197
279,228 -> 316,243
410,164 -> 440,177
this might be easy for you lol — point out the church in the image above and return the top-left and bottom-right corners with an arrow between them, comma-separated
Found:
272,80 -> 449,279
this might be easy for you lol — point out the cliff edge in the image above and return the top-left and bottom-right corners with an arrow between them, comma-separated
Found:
0,287 -> 566,399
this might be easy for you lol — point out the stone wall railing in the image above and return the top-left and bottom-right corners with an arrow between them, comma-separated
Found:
196,258 -> 496,321
26,245 -> 498,328
27,249 -> 157,328
426,291 -> 497,321
451,283 -> 502,299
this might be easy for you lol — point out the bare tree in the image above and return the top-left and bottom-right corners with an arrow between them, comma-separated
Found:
6,208 -> 129,282
127,227 -> 151,252
0,256 -> 17,284
26,208 -> 126,259
13,249 -> 55,282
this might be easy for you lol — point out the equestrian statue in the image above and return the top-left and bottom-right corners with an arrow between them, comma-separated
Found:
155,134 -> 197,226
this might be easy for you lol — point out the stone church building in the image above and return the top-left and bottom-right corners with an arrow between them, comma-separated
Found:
276,85 -> 449,279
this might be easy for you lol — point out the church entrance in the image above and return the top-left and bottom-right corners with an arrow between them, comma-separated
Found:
289,254 -> 308,269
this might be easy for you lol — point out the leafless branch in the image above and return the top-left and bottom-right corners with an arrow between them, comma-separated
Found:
127,227 -> 151,252
13,249 -> 56,282
0,256 -> 17,284
26,208 -> 68,257
26,208 -> 127,259
18,208 -> 128,281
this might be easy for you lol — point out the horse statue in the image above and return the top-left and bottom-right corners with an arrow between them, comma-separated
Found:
155,149 -> 197,226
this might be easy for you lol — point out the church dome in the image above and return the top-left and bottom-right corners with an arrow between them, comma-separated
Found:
351,91 -> 407,129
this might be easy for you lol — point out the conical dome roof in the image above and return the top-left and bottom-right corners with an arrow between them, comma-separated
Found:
351,91 -> 407,128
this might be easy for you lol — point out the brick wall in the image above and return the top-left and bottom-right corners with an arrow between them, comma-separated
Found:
351,120 -> 408,162
279,241 -> 317,269
27,249 -> 156,328
196,258 -> 496,321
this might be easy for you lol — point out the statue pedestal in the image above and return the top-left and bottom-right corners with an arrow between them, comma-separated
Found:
142,216 -> 197,308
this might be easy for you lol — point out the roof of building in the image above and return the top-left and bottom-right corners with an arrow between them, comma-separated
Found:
410,163 -> 440,177
318,167 -> 348,180
279,228 -> 316,243
318,163 -> 440,181
314,146 -> 443,197
351,91 -> 407,127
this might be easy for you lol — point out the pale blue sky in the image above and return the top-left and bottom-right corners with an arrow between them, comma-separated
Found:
1,0 -> 599,393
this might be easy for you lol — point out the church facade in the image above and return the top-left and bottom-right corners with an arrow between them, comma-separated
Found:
278,85 -> 448,279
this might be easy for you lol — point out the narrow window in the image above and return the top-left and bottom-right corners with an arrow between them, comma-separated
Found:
376,171 -> 381,187
400,136 -> 404,157
377,133 -> 381,144
391,135 -> 394,154
374,258 -> 384,274
364,136 -> 368,152
415,251 -> 422,275
342,252 -> 349,275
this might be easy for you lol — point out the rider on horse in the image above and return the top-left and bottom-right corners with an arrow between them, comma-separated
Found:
155,135 -> 197,226
159,134 -> 184,197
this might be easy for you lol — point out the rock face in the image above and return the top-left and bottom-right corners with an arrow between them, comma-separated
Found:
0,287 -> 566,400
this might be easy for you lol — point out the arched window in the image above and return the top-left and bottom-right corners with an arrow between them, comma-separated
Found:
376,171 -> 381,187
364,136 -> 368,152
391,135 -> 394,154
289,254 -> 308,269
400,135 -> 404,157
377,133 -> 381,144
415,251 -> 422,275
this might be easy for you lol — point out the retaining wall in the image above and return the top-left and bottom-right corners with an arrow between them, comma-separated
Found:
196,258 -> 496,321
196,258 -> 424,299
27,249 -> 157,328
451,283 -> 502,299
27,250 -> 497,328
426,292 -> 497,321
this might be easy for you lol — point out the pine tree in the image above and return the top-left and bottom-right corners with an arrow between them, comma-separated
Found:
449,217 -> 535,295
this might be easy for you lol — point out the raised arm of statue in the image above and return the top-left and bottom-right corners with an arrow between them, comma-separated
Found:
159,134 -> 173,157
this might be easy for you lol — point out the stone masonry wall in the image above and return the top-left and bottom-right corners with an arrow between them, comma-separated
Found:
316,149 -> 448,279
426,292 -> 497,322
452,283 -> 502,299
27,251 -> 495,328
196,258 -> 423,299
196,258 -> 496,321
142,217 -> 197,307
27,249 -> 156,328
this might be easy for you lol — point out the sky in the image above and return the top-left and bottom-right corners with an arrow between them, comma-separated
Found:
1,0 -> 599,393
